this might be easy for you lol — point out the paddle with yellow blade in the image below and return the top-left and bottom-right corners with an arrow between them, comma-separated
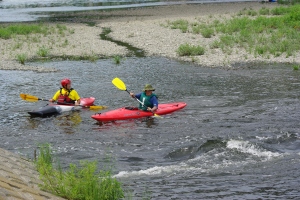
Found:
20,93 -> 106,110
112,77 -> 162,118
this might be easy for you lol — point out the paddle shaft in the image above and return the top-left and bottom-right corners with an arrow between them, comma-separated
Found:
36,97 -> 49,102
67,103 -> 106,110
128,90 -> 159,115
20,93 -> 104,110
51,101 -> 104,109
124,89 -> 146,108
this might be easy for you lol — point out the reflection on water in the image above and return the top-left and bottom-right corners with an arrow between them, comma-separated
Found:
95,116 -> 157,129
26,110 -> 82,134
27,118 -> 42,129
142,117 -> 156,128
55,111 -> 82,134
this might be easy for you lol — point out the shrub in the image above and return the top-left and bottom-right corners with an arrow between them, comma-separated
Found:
16,54 -> 27,65
37,46 -> 49,57
201,27 -> 215,38
168,19 -> 189,33
177,43 -> 205,56
35,144 -> 124,200
293,65 -> 299,70
113,55 -> 122,64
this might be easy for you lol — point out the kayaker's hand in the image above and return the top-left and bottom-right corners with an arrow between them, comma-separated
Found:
75,101 -> 80,106
49,99 -> 54,102
148,106 -> 157,112
130,92 -> 135,98
147,107 -> 153,112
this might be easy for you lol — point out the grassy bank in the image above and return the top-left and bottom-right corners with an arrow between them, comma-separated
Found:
35,144 -> 124,200
170,4 -> 300,60
0,23 -> 125,65
0,23 -> 76,64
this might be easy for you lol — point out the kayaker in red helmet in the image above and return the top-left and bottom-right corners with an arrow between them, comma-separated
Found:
130,84 -> 158,112
49,78 -> 80,105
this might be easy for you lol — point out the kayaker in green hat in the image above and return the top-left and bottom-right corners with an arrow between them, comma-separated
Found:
130,84 -> 158,112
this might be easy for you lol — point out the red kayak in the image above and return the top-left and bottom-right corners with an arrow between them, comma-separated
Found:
91,102 -> 187,122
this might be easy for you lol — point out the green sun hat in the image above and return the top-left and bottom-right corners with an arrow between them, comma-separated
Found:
143,84 -> 155,91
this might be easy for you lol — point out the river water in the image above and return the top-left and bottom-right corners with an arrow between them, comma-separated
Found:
1,57 -> 300,199
0,0 -> 260,22
1,0 -> 298,199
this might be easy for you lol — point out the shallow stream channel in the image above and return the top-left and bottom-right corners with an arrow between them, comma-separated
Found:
1,57 -> 300,199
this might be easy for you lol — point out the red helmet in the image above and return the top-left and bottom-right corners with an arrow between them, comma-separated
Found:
61,78 -> 71,88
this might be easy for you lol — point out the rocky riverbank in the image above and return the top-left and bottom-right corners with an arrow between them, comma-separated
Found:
1,2 -> 295,72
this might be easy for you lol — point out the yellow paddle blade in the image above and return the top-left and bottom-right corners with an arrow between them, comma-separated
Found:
153,113 -> 163,118
88,105 -> 108,110
20,93 -> 39,102
112,77 -> 127,91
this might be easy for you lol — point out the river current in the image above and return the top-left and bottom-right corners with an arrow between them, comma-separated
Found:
0,0 -> 260,22
1,57 -> 300,199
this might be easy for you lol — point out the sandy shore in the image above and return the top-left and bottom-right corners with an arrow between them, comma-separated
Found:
1,1 -> 296,72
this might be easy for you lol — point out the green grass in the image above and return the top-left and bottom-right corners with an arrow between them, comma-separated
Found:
168,4 -> 300,59
293,65 -> 299,70
0,23 -> 79,62
167,19 -> 189,33
278,0 -> 300,5
37,46 -> 50,57
113,55 -> 122,64
16,53 -> 27,65
0,23 -> 69,39
0,23 -> 49,39
35,144 -> 124,200
177,43 -> 205,56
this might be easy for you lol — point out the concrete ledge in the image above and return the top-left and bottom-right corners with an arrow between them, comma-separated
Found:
0,148 -> 65,200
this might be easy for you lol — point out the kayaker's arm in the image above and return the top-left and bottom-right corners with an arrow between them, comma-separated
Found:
49,90 -> 60,102
148,96 -> 158,112
130,92 -> 142,99
147,106 -> 157,112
